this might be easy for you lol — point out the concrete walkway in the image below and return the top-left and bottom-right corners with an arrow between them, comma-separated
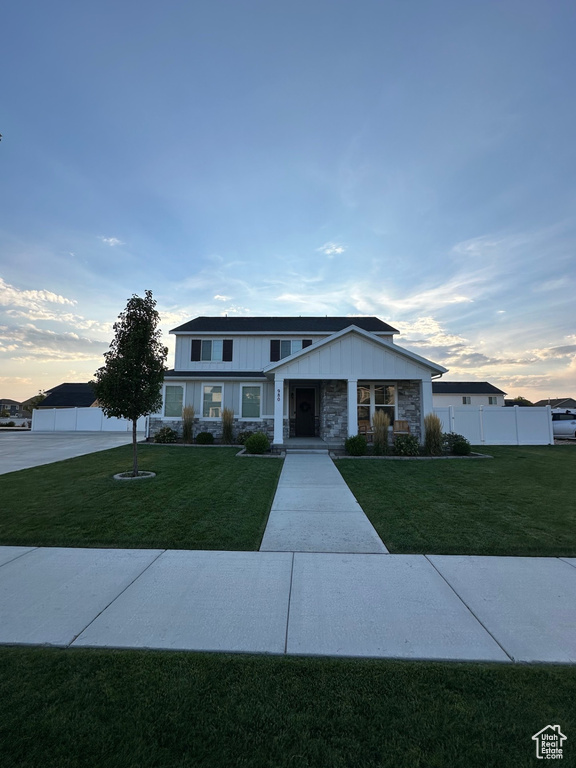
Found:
260,453 -> 388,553
0,432 -> 141,475
1,546 -> 575,662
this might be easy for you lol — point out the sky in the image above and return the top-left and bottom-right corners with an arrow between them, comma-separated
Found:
1,0 -> 575,404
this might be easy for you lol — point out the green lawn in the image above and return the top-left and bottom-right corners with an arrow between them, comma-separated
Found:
0,446 -> 282,550
0,647 -> 574,768
337,445 -> 575,556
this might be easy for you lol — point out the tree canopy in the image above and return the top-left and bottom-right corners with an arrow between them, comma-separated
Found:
92,290 -> 167,475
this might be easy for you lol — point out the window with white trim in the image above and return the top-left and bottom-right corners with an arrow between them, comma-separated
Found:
203,385 -> 222,418
270,339 -> 312,361
488,396 -> 498,405
164,385 -> 183,418
462,396 -> 471,405
241,385 -> 261,418
357,383 -> 395,424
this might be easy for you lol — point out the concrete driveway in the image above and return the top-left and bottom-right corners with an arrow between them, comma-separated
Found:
0,432 -> 142,475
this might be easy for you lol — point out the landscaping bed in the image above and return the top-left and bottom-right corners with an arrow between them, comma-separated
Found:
337,446 -> 575,557
0,445 -> 283,550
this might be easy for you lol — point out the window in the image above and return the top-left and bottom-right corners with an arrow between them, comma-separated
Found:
270,339 -> 312,361
203,385 -> 222,418
357,383 -> 395,424
191,340 -> 233,362
241,385 -> 261,418
164,385 -> 183,418
488,396 -> 498,405
462,397 -> 471,405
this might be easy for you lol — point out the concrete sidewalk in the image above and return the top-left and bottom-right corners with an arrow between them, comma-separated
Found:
0,432 -> 141,475
1,546 -> 575,663
260,453 -> 388,553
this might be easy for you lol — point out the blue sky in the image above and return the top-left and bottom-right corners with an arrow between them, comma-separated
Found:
1,0 -> 575,402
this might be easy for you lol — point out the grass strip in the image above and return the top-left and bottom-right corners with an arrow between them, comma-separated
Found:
337,446 -> 575,556
0,446 -> 282,550
0,647 -> 574,768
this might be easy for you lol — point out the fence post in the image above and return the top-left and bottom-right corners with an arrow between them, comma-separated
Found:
449,406 -> 455,433
479,406 -> 485,444
514,405 -> 520,445
546,405 -> 554,445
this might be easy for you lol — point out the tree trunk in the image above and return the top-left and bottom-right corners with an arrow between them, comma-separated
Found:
132,419 -> 138,476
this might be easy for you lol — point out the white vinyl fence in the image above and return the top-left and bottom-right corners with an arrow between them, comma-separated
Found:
32,408 -> 146,433
433,406 -> 554,445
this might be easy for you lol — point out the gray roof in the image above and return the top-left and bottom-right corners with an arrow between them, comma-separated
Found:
40,383 -> 97,408
165,370 -> 266,379
0,398 -> 21,405
171,316 -> 398,334
432,381 -> 506,395
533,397 -> 576,408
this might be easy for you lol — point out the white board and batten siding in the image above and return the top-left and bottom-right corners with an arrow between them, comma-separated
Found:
32,408 -> 146,432
271,333 -> 431,381
433,406 -> 554,445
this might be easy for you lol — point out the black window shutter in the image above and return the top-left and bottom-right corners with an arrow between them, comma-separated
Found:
223,339 -> 233,361
191,339 -> 201,361
302,339 -> 312,348
270,340 -> 280,362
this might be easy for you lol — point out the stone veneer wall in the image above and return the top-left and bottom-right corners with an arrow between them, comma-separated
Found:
148,417 -> 274,442
320,380 -> 348,442
397,381 -> 422,441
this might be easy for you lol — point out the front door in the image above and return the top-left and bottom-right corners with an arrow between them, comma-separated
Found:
295,388 -> 316,436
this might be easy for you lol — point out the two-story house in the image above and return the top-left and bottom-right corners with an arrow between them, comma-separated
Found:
432,381 -> 506,408
151,316 -> 447,446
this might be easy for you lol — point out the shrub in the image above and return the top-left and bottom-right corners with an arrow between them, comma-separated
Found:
221,407 -> 234,445
424,413 -> 443,456
154,426 -> 178,443
244,431 -> 270,454
393,434 -> 420,456
195,431 -> 214,445
372,410 -> 390,455
236,430 -> 254,445
182,405 -> 195,444
443,432 -> 466,454
7,421 -> 15,427
345,434 -> 367,456
452,437 -> 472,456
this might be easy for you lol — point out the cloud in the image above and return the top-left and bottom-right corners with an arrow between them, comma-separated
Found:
0,323 -> 108,361
213,295 -> 231,301
317,242 -> 346,257
0,277 -> 76,309
99,236 -> 124,247
530,345 -> 576,360
0,376 -> 32,386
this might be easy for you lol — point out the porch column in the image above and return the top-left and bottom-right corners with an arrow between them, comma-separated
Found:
421,379 -> 434,443
273,376 -> 285,444
347,378 -> 358,437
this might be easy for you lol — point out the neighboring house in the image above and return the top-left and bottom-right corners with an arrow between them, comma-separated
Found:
0,398 -> 22,417
533,397 -> 576,409
432,381 -> 506,408
38,383 -> 98,409
151,316 -> 447,445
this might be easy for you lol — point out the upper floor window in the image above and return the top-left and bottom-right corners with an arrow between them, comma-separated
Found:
462,396 -> 471,405
191,339 -> 233,362
488,396 -> 498,405
270,339 -> 312,362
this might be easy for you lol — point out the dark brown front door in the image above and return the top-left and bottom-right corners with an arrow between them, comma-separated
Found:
295,388 -> 316,436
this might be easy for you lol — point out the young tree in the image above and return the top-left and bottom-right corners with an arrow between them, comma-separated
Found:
92,290 -> 167,476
